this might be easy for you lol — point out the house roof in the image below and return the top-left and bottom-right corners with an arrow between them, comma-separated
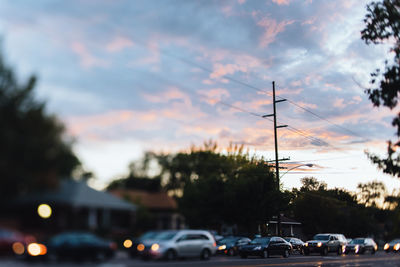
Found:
15,179 -> 136,211
110,189 -> 177,211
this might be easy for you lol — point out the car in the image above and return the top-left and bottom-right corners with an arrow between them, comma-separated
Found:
303,233 -> 347,256
0,227 -> 34,257
384,239 -> 400,253
238,236 -> 292,258
284,237 -> 305,254
216,236 -> 251,256
137,230 -> 217,260
128,231 -> 160,257
344,238 -> 377,254
45,232 -> 117,262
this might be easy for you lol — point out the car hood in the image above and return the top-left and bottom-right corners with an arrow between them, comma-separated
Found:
307,240 -> 329,244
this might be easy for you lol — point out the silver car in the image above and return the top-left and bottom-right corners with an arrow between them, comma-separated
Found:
137,230 -> 217,260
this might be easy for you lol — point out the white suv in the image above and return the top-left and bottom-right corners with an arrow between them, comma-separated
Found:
137,230 -> 217,260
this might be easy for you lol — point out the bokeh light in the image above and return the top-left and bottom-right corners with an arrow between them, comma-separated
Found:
27,243 -> 41,256
123,239 -> 133,248
37,204 -> 52,219
12,242 -> 25,255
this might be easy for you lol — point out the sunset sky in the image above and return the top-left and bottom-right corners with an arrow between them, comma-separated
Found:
1,0 -> 399,193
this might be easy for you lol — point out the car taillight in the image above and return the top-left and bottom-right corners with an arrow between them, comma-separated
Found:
213,242 -> 217,247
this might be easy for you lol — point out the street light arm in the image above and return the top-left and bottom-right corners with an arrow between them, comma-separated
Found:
280,163 -> 313,178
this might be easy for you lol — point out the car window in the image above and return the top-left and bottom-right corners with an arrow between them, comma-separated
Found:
314,234 -> 330,241
251,237 -> 270,244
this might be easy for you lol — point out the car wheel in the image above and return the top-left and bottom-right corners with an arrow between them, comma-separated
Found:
240,253 -> 247,258
283,249 -> 290,258
200,249 -> 211,260
165,249 -> 177,261
262,250 -> 269,258
321,247 -> 328,256
227,248 -> 235,256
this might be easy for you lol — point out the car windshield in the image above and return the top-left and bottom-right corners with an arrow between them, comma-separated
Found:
350,239 -> 365,244
219,237 -> 238,243
390,239 -> 400,244
140,231 -> 158,239
313,235 -> 330,241
284,238 -> 291,242
250,237 -> 270,244
154,231 -> 177,241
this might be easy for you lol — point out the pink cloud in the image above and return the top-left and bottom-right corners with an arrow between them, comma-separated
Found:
272,0 -> 291,5
238,0 -> 246,4
106,36 -> 134,52
71,42 -> 108,68
210,63 -> 247,79
297,101 -> 317,109
199,88 -> 230,105
257,17 -> 295,48
143,87 -> 190,104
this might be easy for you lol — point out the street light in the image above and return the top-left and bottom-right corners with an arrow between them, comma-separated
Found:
276,163 -> 313,236
280,163 -> 314,178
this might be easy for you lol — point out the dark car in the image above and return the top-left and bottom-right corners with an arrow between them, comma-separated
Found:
284,237 -> 305,254
0,227 -> 32,256
239,236 -> 291,258
344,238 -> 377,254
216,236 -> 251,256
303,233 -> 347,256
384,239 -> 400,253
129,231 -> 160,257
45,232 -> 117,262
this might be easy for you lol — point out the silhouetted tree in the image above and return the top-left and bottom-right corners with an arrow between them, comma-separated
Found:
0,51 -> 80,201
362,0 -> 400,176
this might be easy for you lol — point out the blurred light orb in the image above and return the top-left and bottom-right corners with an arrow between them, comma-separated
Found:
37,204 -> 52,219
12,242 -> 25,255
137,243 -> 145,251
27,243 -> 41,256
123,239 -> 133,248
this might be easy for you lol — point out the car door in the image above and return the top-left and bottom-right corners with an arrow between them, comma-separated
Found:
268,237 -> 279,255
175,234 -> 193,257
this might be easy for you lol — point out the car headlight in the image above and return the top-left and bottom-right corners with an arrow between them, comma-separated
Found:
253,246 -> 261,250
394,243 -> 400,251
151,243 -> 160,251
304,242 -> 308,247
218,245 -> 226,250
355,245 -> 360,253
137,243 -> 145,252
384,243 -> 389,250
317,242 -> 322,247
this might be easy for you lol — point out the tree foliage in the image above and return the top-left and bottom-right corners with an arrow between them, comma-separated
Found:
362,0 -> 400,176
0,52 -> 80,200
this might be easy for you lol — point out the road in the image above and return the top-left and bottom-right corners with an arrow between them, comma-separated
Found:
1,251 -> 399,267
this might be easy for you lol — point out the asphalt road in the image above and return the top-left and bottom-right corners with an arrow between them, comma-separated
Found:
1,251 -> 400,267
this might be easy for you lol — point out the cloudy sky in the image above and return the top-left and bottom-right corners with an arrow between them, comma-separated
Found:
1,0 -> 399,192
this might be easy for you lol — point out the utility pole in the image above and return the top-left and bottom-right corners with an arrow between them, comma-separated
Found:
263,81 -> 287,236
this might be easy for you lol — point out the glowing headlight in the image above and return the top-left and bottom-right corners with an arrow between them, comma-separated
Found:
151,243 -> 160,251
374,244 -> 378,251
253,246 -> 261,250
218,245 -> 226,250
304,242 -> 308,247
27,243 -> 47,256
355,245 -> 360,253
137,243 -> 145,252
123,239 -> 133,248
317,242 -> 322,247
384,243 -> 389,250
394,243 -> 400,251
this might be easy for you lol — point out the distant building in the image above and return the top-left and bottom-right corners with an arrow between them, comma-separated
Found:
267,216 -> 304,239
7,179 -> 136,237
110,189 -> 185,230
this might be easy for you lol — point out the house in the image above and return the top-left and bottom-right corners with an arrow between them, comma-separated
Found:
267,215 -> 304,239
110,189 -> 185,230
7,179 -> 136,237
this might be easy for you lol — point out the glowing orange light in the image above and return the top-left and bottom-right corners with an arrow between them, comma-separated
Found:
38,244 -> 47,255
27,243 -> 41,256
137,243 -> 145,251
394,243 -> 400,251
123,239 -> 133,248
384,243 -> 389,250
12,242 -> 25,255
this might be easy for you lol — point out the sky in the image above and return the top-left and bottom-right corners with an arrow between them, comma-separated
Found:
1,0 -> 399,193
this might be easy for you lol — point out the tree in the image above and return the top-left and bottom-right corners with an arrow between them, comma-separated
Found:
0,51 -> 80,200
357,181 -> 387,207
362,0 -> 400,176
